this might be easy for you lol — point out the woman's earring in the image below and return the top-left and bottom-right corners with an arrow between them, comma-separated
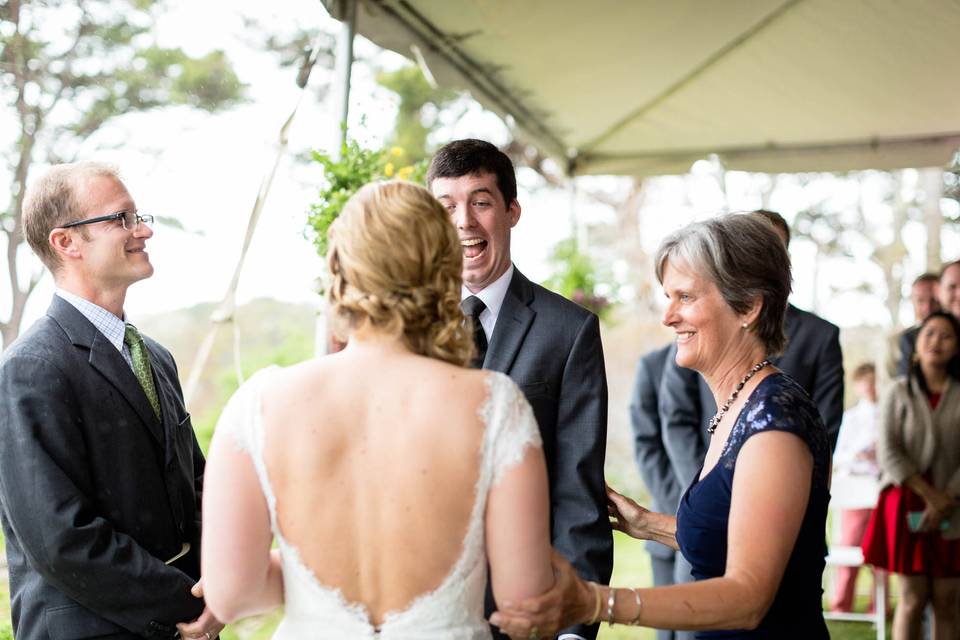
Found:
741,322 -> 748,329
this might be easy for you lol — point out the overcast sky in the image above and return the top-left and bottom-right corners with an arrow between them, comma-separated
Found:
7,0 -> 958,333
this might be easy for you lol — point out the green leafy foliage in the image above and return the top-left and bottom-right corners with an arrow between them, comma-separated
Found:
306,140 -> 427,258
542,238 -> 617,320
375,64 -> 456,166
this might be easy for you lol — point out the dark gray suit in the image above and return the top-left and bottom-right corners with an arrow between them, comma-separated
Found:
628,345 -> 693,640
483,268 -> 612,640
0,297 -> 205,640
659,303 -> 844,491
897,325 -> 920,377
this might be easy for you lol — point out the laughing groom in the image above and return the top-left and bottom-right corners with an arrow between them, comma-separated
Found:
429,140 -> 613,640
0,163 -> 221,640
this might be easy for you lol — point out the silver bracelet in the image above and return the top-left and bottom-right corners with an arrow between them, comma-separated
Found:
606,587 -> 616,627
629,588 -> 643,625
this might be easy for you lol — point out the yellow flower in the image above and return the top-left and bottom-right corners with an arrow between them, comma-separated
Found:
390,147 -> 404,157
384,162 -> 395,177
397,166 -> 414,181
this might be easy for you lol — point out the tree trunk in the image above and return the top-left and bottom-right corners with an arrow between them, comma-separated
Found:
920,168 -> 944,272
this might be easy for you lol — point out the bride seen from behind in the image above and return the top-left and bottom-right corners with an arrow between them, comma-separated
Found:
200,181 -> 554,638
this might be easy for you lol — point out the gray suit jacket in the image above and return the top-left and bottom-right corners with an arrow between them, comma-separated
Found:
629,344 -> 681,560
659,303 -> 844,489
483,268 -> 612,640
0,297 -> 205,640
897,325 -> 920,377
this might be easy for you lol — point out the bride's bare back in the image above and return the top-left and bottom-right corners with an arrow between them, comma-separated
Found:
262,344 -> 487,621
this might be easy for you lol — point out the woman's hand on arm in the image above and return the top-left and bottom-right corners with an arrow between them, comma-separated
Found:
493,430 -> 816,634
607,485 -> 678,550
490,550 -> 595,638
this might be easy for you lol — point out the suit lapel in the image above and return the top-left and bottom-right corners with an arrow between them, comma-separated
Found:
484,269 -> 536,374
49,297 -> 164,445
149,348 -> 180,463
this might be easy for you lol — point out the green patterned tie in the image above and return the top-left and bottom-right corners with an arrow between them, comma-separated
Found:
124,323 -> 161,421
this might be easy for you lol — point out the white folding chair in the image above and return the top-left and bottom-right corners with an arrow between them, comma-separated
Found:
824,474 -> 887,639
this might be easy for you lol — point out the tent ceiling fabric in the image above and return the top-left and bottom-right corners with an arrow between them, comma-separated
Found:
323,0 -> 960,176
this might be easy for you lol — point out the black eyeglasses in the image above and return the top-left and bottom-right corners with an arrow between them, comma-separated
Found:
57,211 -> 155,231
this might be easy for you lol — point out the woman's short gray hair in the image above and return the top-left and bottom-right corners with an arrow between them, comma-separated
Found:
654,213 -> 792,356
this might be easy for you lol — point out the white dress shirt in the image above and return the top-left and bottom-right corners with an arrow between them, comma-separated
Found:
461,264 -> 514,342
834,399 -> 880,477
55,289 -> 134,370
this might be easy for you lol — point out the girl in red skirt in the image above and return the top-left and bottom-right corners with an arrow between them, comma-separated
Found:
862,310 -> 960,640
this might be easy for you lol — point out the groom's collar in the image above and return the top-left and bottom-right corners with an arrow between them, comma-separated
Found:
461,263 -> 514,322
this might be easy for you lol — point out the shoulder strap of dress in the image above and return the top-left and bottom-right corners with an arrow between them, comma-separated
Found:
215,366 -> 281,530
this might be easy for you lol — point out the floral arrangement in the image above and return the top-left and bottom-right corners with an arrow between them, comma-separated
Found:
306,140 -> 427,257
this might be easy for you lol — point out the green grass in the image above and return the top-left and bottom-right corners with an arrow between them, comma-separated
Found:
1,528 -> 10,639
0,521 -> 894,639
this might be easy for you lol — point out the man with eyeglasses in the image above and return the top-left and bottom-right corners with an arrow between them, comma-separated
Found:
0,163 -> 222,640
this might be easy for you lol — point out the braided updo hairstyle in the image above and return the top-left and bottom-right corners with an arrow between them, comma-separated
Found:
326,180 -> 474,366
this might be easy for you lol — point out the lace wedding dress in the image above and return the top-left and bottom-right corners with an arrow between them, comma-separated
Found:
218,368 -> 542,639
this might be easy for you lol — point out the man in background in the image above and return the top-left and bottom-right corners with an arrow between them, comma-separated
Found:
629,343 -> 694,640
892,273 -> 940,377
895,262 -> 960,376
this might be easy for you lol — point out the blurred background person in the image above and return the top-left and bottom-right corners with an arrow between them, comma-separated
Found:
896,262 -> 960,377
628,343 -> 694,640
830,362 -> 884,613
862,311 -> 960,640
892,273 -> 941,377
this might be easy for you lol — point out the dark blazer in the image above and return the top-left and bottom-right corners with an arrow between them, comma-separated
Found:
896,325 -> 920,377
629,345 -> 681,561
483,268 -> 612,640
659,303 -> 844,488
0,296 -> 205,640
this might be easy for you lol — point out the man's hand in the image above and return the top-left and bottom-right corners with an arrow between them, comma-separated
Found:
176,580 -> 225,640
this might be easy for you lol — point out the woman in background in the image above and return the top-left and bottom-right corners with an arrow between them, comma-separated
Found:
863,310 -> 960,640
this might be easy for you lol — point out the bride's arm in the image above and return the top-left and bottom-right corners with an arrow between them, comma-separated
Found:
200,429 -> 284,622
486,443 -> 554,605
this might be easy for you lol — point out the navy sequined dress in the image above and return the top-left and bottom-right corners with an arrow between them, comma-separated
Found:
675,373 -> 831,639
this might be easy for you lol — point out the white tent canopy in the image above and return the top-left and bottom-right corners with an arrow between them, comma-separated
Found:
323,0 -> 960,176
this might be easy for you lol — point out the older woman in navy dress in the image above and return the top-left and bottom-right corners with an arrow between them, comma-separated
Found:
491,213 -> 831,639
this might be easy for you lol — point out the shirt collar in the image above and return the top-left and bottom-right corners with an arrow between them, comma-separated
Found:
55,288 -> 127,354
461,263 -> 514,321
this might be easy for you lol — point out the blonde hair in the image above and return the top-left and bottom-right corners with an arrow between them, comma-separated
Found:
22,162 -> 121,271
327,181 -> 474,366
